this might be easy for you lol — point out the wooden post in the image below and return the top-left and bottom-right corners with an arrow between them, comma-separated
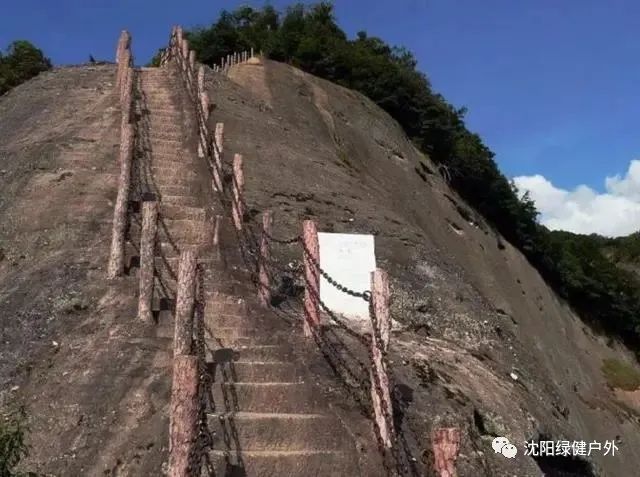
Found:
232,154 -> 245,231
138,201 -> 158,322
212,123 -> 224,192
168,354 -> 199,477
200,91 -> 209,121
115,30 -> 129,65
251,47 -> 254,58
369,269 -> 394,448
107,123 -> 135,278
197,65 -> 205,93
302,220 -> 320,337
259,211 -> 272,307
432,428 -> 461,477
117,48 -> 130,89
121,67 -> 134,126
213,215 -> 222,247
174,250 -> 197,356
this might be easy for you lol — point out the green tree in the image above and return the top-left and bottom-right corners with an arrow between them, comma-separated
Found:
0,40 -> 51,96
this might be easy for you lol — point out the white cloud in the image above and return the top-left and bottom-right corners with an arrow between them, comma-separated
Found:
513,160 -> 640,237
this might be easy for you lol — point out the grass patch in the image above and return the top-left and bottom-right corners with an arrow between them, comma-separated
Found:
602,358 -> 640,391
1,405 -> 34,476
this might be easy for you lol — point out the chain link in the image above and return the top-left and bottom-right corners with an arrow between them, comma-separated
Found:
264,231 -> 301,245
299,238 -> 371,301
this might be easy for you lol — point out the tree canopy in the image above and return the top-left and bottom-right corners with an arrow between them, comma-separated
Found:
0,40 -> 52,96
183,2 -> 640,351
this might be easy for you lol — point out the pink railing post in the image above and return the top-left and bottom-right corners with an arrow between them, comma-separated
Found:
197,65 -> 205,93
117,48 -> 131,89
232,154 -> 245,231
432,428 -> 461,477
259,211 -> 273,307
302,220 -> 320,337
369,268 -> 394,448
213,215 -> 222,247
107,123 -> 135,278
168,355 -> 199,477
212,122 -> 224,192
138,201 -> 158,322
174,250 -> 197,357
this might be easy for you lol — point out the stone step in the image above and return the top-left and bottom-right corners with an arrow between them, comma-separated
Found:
153,185 -> 193,196
152,272 -> 248,297
206,449 -> 356,476
150,167 -> 199,183
144,144 -> 183,156
145,125 -> 184,136
129,218 -> 209,243
143,113 -> 182,122
158,203 -> 206,221
157,241 -> 208,259
206,344 -> 293,363
204,335 -> 284,349
148,137 -> 182,146
159,195 -> 200,207
207,413 -> 349,451
150,153 -> 197,164
146,132 -> 184,141
203,313 -> 267,330
205,298 -> 248,316
153,174 -> 195,187
145,108 -> 180,116
210,382 -> 323,413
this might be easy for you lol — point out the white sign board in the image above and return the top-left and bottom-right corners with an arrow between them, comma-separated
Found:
318,232 -> 376,321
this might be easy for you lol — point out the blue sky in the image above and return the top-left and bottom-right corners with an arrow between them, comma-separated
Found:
2,0 -> 639,215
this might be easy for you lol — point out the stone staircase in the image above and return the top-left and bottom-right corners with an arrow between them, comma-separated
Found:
200,217 -> 364,476
135,67 -> 213,303
133,65 -> 376,476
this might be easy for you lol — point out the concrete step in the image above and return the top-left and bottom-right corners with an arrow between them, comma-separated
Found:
210,382 -> 323,413
207,413 -> 349,451
206,449 -> 357,476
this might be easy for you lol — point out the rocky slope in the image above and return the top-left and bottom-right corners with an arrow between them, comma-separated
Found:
0,58 -> 639,476
206,58 -> 640,476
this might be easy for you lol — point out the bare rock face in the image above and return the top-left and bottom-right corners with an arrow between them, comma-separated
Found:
1,59 -> 639,477
215,59 -> 640,476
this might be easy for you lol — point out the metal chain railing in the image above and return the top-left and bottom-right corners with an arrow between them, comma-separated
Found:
163,25 -> 422,476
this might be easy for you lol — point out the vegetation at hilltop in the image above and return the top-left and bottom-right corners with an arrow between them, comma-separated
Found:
0,40 -> 51,96
181,2 -> 640,351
